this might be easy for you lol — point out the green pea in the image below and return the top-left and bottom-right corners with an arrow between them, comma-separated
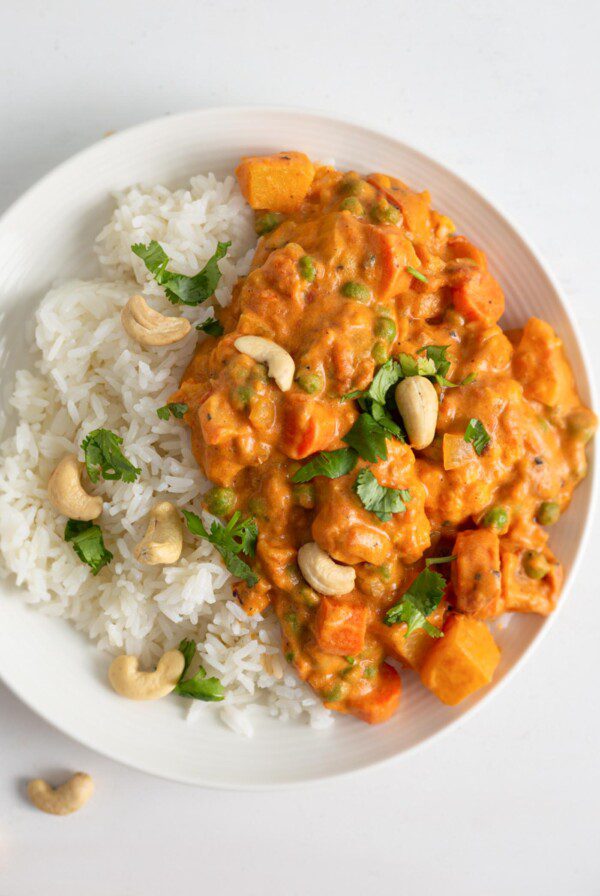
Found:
374,317 -> 397,342
255,212 -> 282,235
298,584 -> 320,607
364,666 -> 377,680
376,564 -> 392,581
344,656 -> 356,666
296,371 -> 323,394
371,341 -> 389,365
230,384 -> 253,410
567,409 -> 597,444
370,201 -> 402,225
340,197 -> 364,215
323,683 -> 342,702
523,551 -> 550,580
298,255 -> 317,282
536,501 -> 560,526
292,482 -> 316,509
205,486 -> 236,517
341,281 -> 371,302
284,611 -> 299,633
482,506 -> 509,532
338,175 -> 368,198
247,496 -> 268,519
285,650 -> 295,663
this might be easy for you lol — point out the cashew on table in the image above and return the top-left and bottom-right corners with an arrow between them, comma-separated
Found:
27,773 -> 94,816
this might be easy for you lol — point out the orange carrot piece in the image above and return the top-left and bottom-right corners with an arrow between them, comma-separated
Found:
315,597 -> 367,656
453,268 -> 505,325
348,662 -> 402,724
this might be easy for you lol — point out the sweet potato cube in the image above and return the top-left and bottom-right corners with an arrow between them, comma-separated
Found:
452,529 -> 502,618
512,317 -> 574,407
236,151 -> 315,213
420,614 -> 500,705
315,597 -> 367,656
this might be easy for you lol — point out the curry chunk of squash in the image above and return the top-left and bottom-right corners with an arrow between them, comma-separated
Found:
347,662 -> 402,724
420,614 -> 500,705
315,597 -> 367,656
452,529 -> 502,618
236,151 -> 315,213
452,268 -> 505,325
500,541 -> 563,616
512,317 -> 575,407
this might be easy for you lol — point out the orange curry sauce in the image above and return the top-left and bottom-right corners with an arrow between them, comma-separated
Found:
171,152 -> 596,723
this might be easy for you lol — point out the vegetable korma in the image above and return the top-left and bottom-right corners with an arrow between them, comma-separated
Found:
162,151 -> 596,722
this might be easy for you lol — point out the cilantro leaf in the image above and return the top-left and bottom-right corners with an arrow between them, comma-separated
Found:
182,510 -> 259,587
370,400 -> 404,438
343,413 -> 389,462
175,667 -> 225,701
464,418 -> 490,455
353,469 -> 410,522
174,638 -> 224,701
81,429 -> 141,484
291,448 -> 358,483
178,638 -> 196,679
156,402 -> 188,421
384,568 -> 446,637
365,359 -> 402,405
398,353 -> 436,379
64,519 -> 113,576
132,240 -> 231,306
416,344 -> 459,388
196,316 -> 224,337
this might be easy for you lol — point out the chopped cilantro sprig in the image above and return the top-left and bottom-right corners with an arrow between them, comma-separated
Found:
384,568 -> 446,638
81,429 -> 141,484
156,402 -> 188,421
174,639 -> 224,702
64,519 -> 113,575
132,240 -> 230,306
464,418 -> 490,455
291,447 -> 358,483
183,509 -> 258,587
353,469 -> 410,522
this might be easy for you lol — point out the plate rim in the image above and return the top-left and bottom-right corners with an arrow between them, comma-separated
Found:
0,104 -> 596,789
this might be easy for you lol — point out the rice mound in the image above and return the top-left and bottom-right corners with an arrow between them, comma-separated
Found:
0,174 -> 332,735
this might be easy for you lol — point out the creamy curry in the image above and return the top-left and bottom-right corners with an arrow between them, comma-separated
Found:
171,151 -> 596,723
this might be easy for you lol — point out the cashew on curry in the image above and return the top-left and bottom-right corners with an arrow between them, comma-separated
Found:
171,151 -> 597,724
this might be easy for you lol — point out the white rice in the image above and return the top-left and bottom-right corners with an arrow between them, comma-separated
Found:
0,174 -> 332,736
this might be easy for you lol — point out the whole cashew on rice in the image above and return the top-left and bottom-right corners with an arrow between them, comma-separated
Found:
108,650 -> 185,700
234,335 -> 295,391
27,773 -> 94,816
297,542 -> 356,596
47,454 -> 103,520
121,294 -> 191,347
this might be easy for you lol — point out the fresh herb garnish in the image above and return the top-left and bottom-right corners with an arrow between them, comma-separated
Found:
406,265 -> 428,284
81,429 -> 141,484
416,344 -> 457,388
464,418 -> 490,455
64,519 -> 113,576
291,447 -> 358,483
196,316 -> 224,337
183,510 -> 259,587
156,402 -> 188,421
131,240 -> 230,306
425,555 -> 457,567
384,568 -> 446,637
343,413 -> 390,463
353,469 -> 410,522
366,360 -> 402,405
397,353 -> 437,379
461,372 -> 476,385
174,638 -> 224,702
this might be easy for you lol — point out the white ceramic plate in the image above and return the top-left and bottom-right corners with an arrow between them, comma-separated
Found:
0,107 -> 596,789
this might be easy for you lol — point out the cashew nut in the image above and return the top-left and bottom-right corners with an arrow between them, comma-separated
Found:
234,335 -> 294,391
47,454 -> 103,520
297,542 -> 356,596
133,501 -> 183,565
395,376 -> 438,450
27,772 -> 94,816
108,650 -> 185,700
121,294 -> 191,346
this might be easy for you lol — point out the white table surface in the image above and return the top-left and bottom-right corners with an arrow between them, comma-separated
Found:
1,1 -> 599,893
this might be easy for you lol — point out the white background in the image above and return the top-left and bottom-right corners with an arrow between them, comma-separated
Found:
1,1 -> 599,894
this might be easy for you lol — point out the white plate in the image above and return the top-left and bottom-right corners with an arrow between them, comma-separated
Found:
0,107 -> 596,789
